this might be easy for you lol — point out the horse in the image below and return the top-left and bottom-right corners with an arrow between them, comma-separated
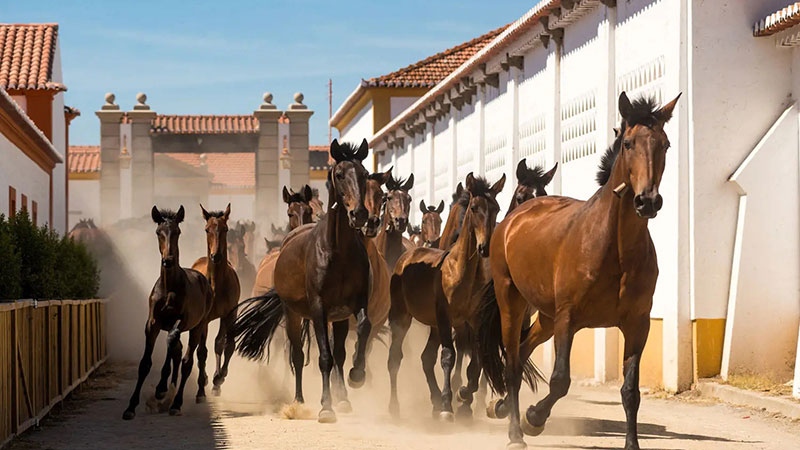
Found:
229,224 -> 256,300
407,225 -> 423,247
310,187 -> 326,222
418,199 -> 444,247
438,182 -> 466,250
123,206 -> 213,420
477,92 -> 680,450
387,173 -> 506,421
236,220 -> 257,265
191,204 -> 241,396
374,174 -> 416,270
234,139 -> 374,423
507,161 -> 558,216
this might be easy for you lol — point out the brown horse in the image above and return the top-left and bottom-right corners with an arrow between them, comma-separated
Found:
418,199 -> 444,247
407,225 -> 423,247
229,224 -> 256,300
191,203 -> 241,395
507,161 -> 558,215
235,139 -> 373,423
387,173 -> 506,420
310,187 -> 325,222
123,206 -> 213,420
478,92 -> 680,449
374,173 -> 416,270
438,182 -> 465,250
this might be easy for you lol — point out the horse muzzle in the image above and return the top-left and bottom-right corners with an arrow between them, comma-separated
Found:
634,193 -> 663,219
393,218 -> 408,232
211,253 -> 222,264
478,243 -> 489,257
161,258 -> 175,268
348,207 -> 368,229
363,216 -> 380,237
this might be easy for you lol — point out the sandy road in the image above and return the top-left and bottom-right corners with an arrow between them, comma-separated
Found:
7,359 -> 800,450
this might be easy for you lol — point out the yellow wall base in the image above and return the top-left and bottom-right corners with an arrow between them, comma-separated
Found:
692,318 -> 725,379
616,319 -> 663,388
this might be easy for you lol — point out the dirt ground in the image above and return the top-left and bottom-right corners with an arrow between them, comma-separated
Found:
8,352 -> 800,450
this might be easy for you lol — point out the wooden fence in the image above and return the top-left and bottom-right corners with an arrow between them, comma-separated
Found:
0,299 -> 106,448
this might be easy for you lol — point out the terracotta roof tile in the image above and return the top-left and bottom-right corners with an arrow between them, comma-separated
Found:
161,152 -> 255,188
69,145 -> 100,173
0,24 -> 65,91
364,24 -> 509,88
151,115 -> 259,135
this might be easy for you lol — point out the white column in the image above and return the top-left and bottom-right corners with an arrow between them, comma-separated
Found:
510,66 -> 521,185
428,122 -> 435,202
546,38 -> 563,195
594,3 -> 620,384
477,85 -> 486,176
450,110 -> 458,190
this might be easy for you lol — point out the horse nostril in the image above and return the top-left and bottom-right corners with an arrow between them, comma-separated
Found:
633,195 -> 645,209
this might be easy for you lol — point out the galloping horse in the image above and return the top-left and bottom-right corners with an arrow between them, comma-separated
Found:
191,204 -> 241,395
407,225 -> 423,247
235,139 -> 374,423
418,199 -> 444,247
375,174 -> 416,269
507,161 -> 558,215
387,173 -> 505,420
478,92 -> 680,449
438,182 -> 465,250
123,206 -> 213,420
229,224 -> 256,300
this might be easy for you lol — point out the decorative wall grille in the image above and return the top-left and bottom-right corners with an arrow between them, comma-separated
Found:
616,55 -> 665,116
485,134 -> 507,180
519,113 -> 547,169
560,90 -> 597,163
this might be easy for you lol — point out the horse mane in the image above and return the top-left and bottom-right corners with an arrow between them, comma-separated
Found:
466,175 -> 493,198
424,205 -> 439,213
311,187 -> 320,198
158,209 -> 183,222
334,142 -> 366,162
595,95 -> 661,186
204,210 -> 227,219
517,165 -> 547,187
285,190 -> 309,204
74,218 -> 97,230
408,225 -> 421,235
386,174 -> 407,191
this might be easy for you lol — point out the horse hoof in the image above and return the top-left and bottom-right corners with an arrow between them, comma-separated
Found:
212,386 -> 221,397
507,441 -> 527,450
521,413 -> 544,436
439,411 -> 455,423
168,408 -> 182,417
196,395 -> 206,404
348,369 -> 366,389
336,400 -> 353,413
122,410 -> 135,420
318,409 -> 337,424
486,398 -> 508,419
154,391 -> 165,400
456,387 -> 470,403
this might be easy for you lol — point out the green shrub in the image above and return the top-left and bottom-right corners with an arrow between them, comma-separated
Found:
0,212 -> 99,301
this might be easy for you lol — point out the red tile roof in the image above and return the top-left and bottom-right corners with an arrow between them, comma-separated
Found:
364,24 -> 509,88
68,145 -> 101,173
161,152 -> 255,188
151,115 -> 259,135
0,24 -> 65,91
755,3 -> 800,36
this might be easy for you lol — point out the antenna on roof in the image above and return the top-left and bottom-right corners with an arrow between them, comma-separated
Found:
328,78 -> 333,147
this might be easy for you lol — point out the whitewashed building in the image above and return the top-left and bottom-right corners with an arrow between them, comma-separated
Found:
347,0 -> 800,394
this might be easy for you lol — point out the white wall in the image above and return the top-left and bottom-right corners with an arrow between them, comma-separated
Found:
391,96 -> 419,119
340,100 -> 374,168
0,133 -> 51,225
68,179 -> 101,229
50,40 -> 67,234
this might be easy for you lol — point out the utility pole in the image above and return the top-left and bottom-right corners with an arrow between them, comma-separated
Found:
328,79 -> 332,146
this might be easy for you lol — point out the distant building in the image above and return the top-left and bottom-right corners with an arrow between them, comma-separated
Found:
69,93 -> 329,231
0,23 -> 75,233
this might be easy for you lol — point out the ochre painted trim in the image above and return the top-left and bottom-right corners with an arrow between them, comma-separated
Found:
310,169 -> 327,180
692,318 -> 726,379
332,87 -> 429,132
69,172 -> 100,180
570,328 -> 595,379
617,319 -> 663,388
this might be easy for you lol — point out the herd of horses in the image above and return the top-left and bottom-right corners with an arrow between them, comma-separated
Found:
118,91 -> 679,450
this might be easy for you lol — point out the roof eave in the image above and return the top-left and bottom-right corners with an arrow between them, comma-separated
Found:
330,82 -> 368,128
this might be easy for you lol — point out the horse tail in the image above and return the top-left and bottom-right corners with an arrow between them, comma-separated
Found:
476,280 -> 545,396
233,289 -> 285,361
301,319 -> 312,367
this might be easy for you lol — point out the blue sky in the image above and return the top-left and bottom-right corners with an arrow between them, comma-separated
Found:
6,1 -> 533,146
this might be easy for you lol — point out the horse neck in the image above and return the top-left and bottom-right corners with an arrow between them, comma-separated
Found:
206,240 -> 228,286
160,262 -> 184,298
448,203 -> 479,276
327,201 -> 359,251
439,203 -> 463,249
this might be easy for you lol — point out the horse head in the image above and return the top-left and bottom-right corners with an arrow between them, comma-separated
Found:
151,205 -> 185,269
200,203 -> 231,264
464,173 -> 505,257
328,138 -> 370,229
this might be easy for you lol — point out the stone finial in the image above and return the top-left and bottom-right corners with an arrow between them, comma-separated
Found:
134,92 -> 150,111
101,92 -> 119,110
260,91 -> 276,110
289,91 -> 308,110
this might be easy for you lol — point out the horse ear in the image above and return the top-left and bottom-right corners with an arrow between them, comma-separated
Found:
223,203 -> 231,220
199,203 -> 210,221
657,93 -> 681,124
542,163 -> 558,186
380,166 -> 393,185
436,200 -> 445,214
613,127 -> 621,137
403,173 -> 415,191
618,91 -> 633,121
302,185 -> 313,203
456,182 -> 464,197
516,159 -> 528,181
465,172 -> 476,193
151,206 -> 163,224
176,205 -> 185,223
356,138 -> 369,161
490,174 -> 507,196
282,186 -> 291,204
271,223 -> 278,234
420,200 -> 427,214
330,138 -> 344,162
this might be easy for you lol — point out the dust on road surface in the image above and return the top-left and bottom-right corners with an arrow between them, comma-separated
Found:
8,360 -> 800,450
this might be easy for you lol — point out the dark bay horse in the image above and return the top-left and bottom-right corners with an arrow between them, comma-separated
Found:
123,206 -> 213,420
191,204 -> 241,395
387,173 -> 505,420
508,160 -> 558,215
478,92 -> 680,449
419,199 -> 444,247
229,224 -> 256,300
235,139 -> 373,423
437,182 -> 465,250
375,173 -> 416,270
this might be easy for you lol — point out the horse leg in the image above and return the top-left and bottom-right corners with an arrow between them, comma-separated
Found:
212,318 -> 224,396
213,310 -> 237,392
387,291 -> 411,417
348,303 -> 371,389
619,317 -> 649,450
524,312 -> 574,436
435,303 -> 456,422
153,327 -> 182,413
285,310 -> 306,404
170,326 -> 200,415
451,325 -> 467,393
123,323 -> 159,420
331,320 -> 352,412
196,323 -> 209,403
456,329 -> 481,419
155,324 -> 180,400
495,278 -> 529,448
420,328 -> 442,417
310,303 -> 336,423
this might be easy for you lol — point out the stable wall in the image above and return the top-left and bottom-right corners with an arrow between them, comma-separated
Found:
0,133 -> 51,226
